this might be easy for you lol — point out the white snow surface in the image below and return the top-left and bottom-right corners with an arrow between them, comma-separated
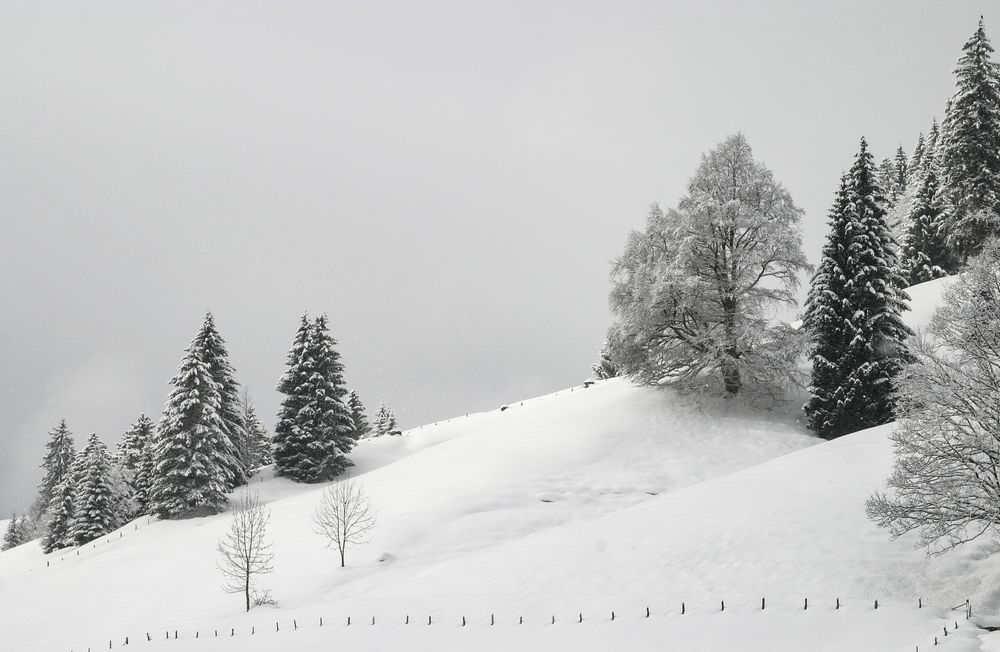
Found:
3,274 -> 998,651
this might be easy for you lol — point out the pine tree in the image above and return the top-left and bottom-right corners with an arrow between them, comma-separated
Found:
38,420 -> 75,508
272,315 -> 313,475
2,514 -> 24,550
942,17 -> 1000,260
193,313 -> 248,489
803,138 -> 914,439
591,336 -> 620,379
908,133 -> 926,181
347,390 -> 371,439
119,415 -> 156,515
892,146 -> 908,200
240,389 -> 273,470
42,477 -> 76,552
371,402 -> 398,437
901,158 -> 958,284
273,315 -> 356,482
149,332 -> 233,518
68,434 -> 117,545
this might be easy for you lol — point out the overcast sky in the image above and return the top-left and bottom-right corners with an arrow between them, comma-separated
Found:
0,0 -> 988,514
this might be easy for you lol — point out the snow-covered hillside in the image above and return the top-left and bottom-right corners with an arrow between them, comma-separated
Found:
4,276 -> 996,652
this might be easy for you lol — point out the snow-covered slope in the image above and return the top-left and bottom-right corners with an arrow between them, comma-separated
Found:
2,275 -> 991,652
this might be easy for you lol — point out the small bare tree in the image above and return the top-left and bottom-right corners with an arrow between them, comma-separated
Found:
313,476 -> 376,567
217,493 -> 274,612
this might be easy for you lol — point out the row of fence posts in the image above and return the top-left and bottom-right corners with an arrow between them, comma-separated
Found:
78,596 -> 972,651
48,518 -> 152,570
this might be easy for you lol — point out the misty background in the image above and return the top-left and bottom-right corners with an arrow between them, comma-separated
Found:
0,0 -> 985,513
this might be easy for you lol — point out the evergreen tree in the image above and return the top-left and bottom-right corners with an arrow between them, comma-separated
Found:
901,158 -> 958,284
892,146 -> 908,201
908,133 -> 926,182
371,402 -> 398,437
240,389 -> 273,470
347,390 -> 371,439
591,336 -> 620,380
803,138 -> 914,439
68,434 -> 117,545
193,313 -> 248,489
1,514 -> 24,550
38,420 -> 75,507
149,332 -> 233,518
942,17 -> 1000,260
272,315 -> 313,475
119,415 -> 156,515
273,315 -> 356,482
42,477 -> 76,553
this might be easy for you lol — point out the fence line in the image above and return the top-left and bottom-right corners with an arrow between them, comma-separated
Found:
68,595 -> 973,651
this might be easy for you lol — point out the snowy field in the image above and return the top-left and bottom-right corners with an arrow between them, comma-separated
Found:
3,277 -> 1000,651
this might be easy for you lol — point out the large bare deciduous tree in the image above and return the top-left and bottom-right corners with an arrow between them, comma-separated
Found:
217,493 -> 274,612
313,477 -> 376,568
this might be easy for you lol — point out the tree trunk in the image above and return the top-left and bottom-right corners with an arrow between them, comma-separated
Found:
721,299 -> 741,395
245,576 -> 250,612
340,547 -> 345,568
721,357 -> 741,395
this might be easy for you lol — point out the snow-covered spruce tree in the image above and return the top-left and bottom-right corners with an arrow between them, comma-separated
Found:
942,17 -> 1000,261
591,334 -> 621,380
118,415 -> 156,515
38,420 -> 75,508
68,434 -> 117,545
901,156 -> 958,285
2,514 -> 25,550
867,239 -> 1000,552
272,315 -> 313,474
371,402 -> 398,437
194,313 -> 248,489
42,477 -> 76,552
803,138 -> 913,440
908,133 -> 926,182
273,315 -> 356,482
240,389 -> 273,470
149,333 -> 233,518
346,390 -> 371,440
893,146 -> 908,197
608,134 -> 811,395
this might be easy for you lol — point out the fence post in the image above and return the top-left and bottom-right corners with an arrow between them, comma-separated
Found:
836,598 -> 840,610
428,616 -> 432,626
761,597 -> 765,611
405,615 -> 409,625
681,602 -> 685,615
462,616 -> 466,627
646,606 -> 650,618
919,597 -> 922,609
804,598 -> 808,611
721,601 -> 725,612
491,613 -> 495,626
875,599 -> 879,610
578,613 -> 582,623
294,619 -> 298,630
